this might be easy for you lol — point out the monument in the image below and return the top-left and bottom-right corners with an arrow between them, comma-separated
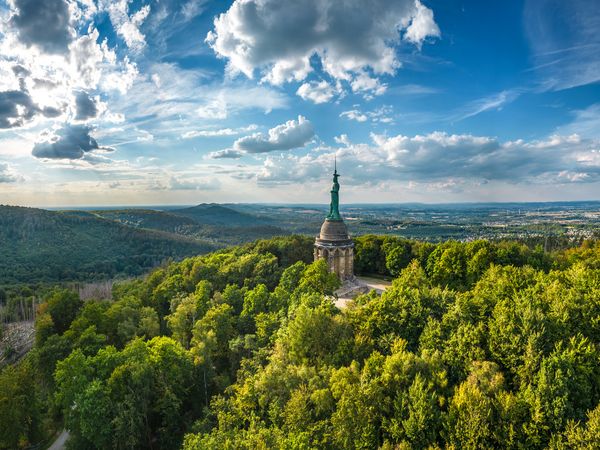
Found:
314,161 -> 355,280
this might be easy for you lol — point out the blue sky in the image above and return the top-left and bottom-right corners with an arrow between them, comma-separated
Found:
0,0 -> 599,206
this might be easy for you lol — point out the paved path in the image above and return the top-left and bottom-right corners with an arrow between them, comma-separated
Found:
335,276 -> 392,308
48,430 -> 69,450
357,276 -> 392,293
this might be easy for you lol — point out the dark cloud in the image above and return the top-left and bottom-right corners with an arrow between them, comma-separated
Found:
0,60 -> 64,129
33,78 -> 60,90
11,64 -> 30,78
0,87 -> 65,128
74,91 -> 99,120
0,90 -> 38,128
32,124 -> 113,160
42,106 -> 63,118
9,0 -> 73,54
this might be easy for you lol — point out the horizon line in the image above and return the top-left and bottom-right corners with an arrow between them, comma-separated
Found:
2,199 -> 599,210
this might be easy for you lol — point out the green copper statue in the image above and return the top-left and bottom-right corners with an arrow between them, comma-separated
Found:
326,161 -> 342,221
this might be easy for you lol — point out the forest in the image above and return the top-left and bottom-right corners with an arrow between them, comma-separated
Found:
0,206 -> 216,285
0,234 -> 599,449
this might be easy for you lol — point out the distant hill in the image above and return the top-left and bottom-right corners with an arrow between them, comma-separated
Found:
94,209 -> 201,234
94,207 -> 287,245
0,206 -> 216,284
171,203 -> 276,226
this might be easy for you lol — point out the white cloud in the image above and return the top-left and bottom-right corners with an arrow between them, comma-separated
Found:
208,116 -> 315,159
102,58 -> 139,96
557,103 -> 600,139
339,110 -> 367,122
404,0 -> 441,47
206,0 -> 440,99
180,0 -> 209,22
68,29 -> 139,95
524,0 -> 600,91
114,63 -> 288,126
167,175 -> 220,191
182,124 -> 258,139
334,134 -> 351,146
340,105 -> 393,123
296,80 -> 340,104
454,89 -> 522,121
207,149 -> 244,159
196,97 -> 228,120
0,161 -> 23,183
151,73 -> 161,88
350,72 -> 387,98
0,1 -> 139,137
255,132 -> 600,187
103,0 -> 151,52
234,115 -> 314,154
390,84 -> 439,95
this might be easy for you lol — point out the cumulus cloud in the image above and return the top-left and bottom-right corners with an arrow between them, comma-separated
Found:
234,115 -> 314,154
404,0 -> 440,47
350,72 -> 387,97
255,132 -> 600,187
0,162 -> 23,183
8,0 -> 74,54
207,116 -> 315,159
69,29 -> 110,90
206,0 -> 440,98
207,149 -> 245,159
0,0 -> 141,135
32,124 -> 114,160
296,80 -> 340,104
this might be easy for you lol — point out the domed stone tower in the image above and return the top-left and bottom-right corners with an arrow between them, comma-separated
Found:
314,163 -> 354,281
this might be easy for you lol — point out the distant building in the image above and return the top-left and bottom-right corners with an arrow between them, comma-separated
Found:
314,164 -> 354,280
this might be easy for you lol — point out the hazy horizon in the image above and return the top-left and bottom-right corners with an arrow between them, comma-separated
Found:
3,199 -> 598,212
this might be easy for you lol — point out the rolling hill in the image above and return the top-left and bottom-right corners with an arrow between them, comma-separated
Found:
0,205 -> 216,284
171,203 -> 276,226
93,206 -> 287,245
